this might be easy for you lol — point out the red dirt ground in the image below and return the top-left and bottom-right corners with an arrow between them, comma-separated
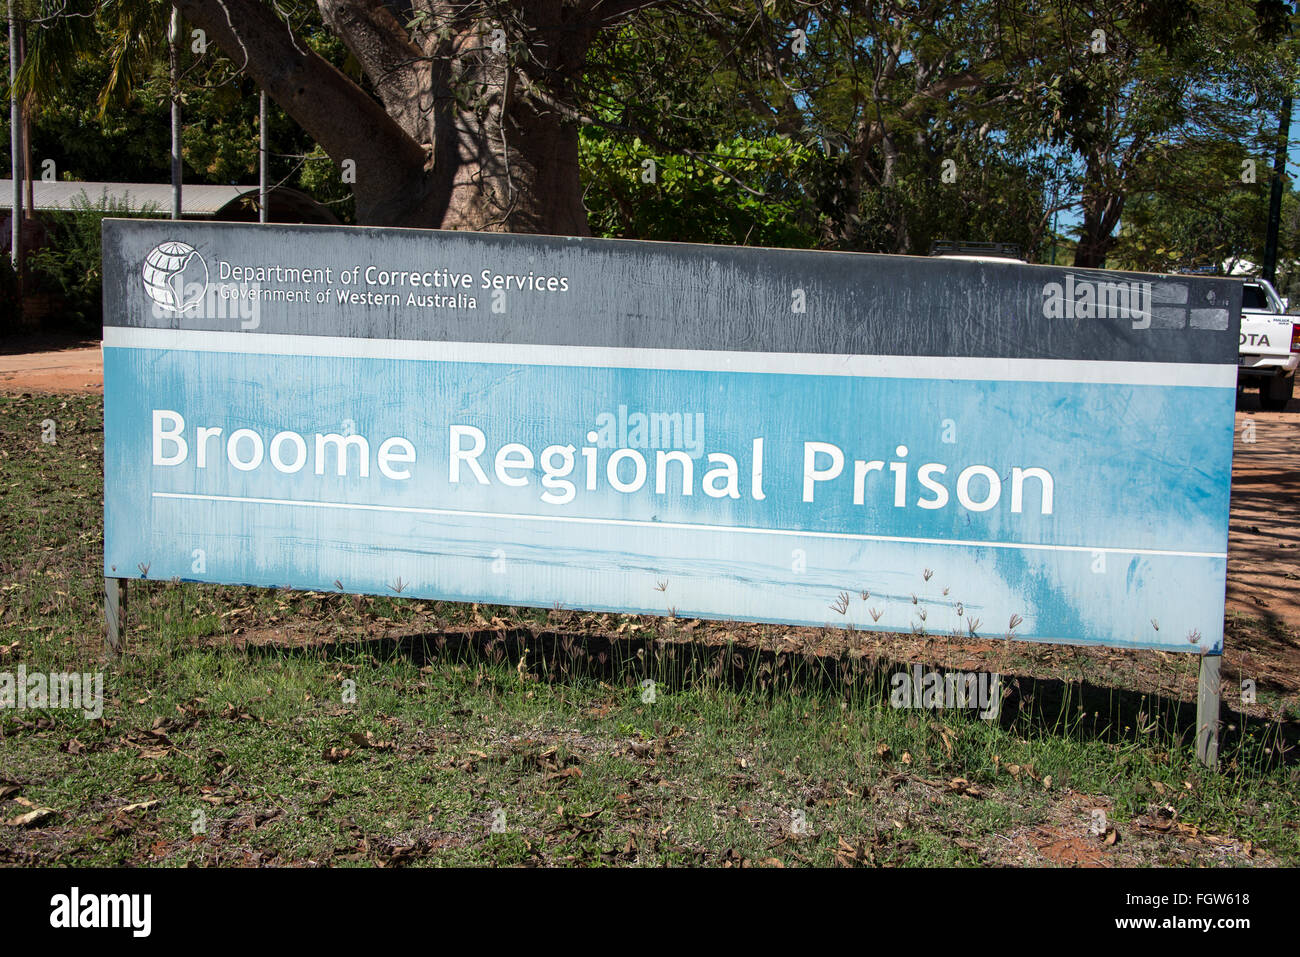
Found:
0,337 -> 102,394
1228,397 -> 1300,633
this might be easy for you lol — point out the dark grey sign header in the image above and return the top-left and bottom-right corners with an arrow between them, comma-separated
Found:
103,219 -> 1241,365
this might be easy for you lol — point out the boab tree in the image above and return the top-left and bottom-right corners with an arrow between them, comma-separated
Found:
162,0 -> 669,233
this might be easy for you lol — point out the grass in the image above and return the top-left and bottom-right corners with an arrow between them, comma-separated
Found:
1,391 -> 1297,867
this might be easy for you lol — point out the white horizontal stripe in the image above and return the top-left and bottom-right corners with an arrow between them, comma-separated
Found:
104,326 -> 1237,387
152,491 -> 1228,560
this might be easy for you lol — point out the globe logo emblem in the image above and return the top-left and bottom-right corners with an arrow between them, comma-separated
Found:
142,241 -> 208,313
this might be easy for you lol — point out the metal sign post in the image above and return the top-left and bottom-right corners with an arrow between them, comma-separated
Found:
1196,652 -> 1223,768
105,577 -> 127,657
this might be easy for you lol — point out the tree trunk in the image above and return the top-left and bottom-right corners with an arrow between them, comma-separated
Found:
1073,152 -> 1124,268
435,38 -> 591,235
1073,213 -> 1114,268
1074,193 -> 1124,268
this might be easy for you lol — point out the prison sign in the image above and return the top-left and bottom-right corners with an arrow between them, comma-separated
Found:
102,220 -> 1240,653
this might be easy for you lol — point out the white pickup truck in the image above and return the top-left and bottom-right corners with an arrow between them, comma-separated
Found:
1238,278 -> 1299,411
926,248 -> 1298,410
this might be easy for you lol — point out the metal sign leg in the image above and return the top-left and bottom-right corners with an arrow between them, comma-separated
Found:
105,577 -> 127,656
1195,652 -> 1222,769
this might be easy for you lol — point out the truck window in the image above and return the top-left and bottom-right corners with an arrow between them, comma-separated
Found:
1242,285 -> 1269,310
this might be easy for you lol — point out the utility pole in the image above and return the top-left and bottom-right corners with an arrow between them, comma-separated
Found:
1262,1 -> 1296,283
259,91 -> 267,223
169,6 -> 181,220
1262,94 -> 1292,283
8,0 -> 22,280
17,13 -> 29,221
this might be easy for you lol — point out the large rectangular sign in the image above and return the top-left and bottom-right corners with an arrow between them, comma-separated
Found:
103,220 -> 1240,652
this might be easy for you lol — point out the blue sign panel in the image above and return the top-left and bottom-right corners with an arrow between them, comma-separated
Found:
102,221 -> 1240,653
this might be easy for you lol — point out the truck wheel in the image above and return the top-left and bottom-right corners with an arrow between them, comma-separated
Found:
1261,372 -> 1295,411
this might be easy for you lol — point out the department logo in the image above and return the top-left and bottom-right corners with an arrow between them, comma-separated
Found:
142,241 -> 209,313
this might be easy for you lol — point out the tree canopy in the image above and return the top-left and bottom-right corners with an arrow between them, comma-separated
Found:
2,0 -> 1297,274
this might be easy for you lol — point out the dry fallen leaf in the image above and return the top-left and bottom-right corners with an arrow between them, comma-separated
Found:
6,807 -> 55,828
348,731 -> 395,751
117,800 -> 160,815
938,727 -> 955,758
544,767 -> 582,782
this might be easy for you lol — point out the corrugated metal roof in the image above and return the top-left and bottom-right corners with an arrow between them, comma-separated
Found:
0,180 -> 252,216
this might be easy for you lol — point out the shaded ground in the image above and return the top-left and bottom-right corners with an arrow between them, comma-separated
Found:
1229,389 -> 1300,634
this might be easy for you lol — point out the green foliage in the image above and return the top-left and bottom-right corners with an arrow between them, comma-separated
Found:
27,191 -> 160,332
12,3 -> 355,223
1024,0 -> 1300,265
581,133 -> 820,247
3,1 -> 1298,267
1112,183 -> 1282,275
20,54 -> 173,183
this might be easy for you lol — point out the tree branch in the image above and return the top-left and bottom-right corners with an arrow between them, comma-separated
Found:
581,0 -> 672,27
315,0 -> 429,141
175,0 -> 433,224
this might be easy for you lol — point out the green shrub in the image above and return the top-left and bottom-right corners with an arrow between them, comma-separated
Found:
28,192 -> 161,334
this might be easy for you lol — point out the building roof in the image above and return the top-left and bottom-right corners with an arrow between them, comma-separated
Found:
0,180 -> 337,223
